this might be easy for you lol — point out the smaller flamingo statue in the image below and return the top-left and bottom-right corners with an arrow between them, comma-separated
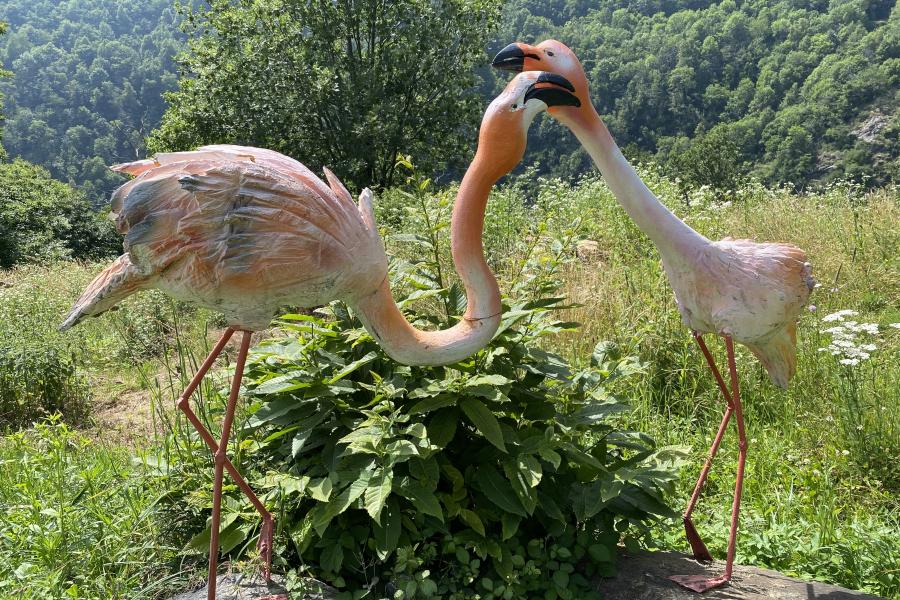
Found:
493,40 -> 815,592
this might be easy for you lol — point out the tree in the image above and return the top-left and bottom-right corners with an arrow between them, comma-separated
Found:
0,21 -> 10,161
148,0 -> 500,190
0,159 -> 120,267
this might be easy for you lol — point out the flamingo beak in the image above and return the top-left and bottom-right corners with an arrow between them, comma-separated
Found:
525,73 -> 580,108
491,43 -> 540,72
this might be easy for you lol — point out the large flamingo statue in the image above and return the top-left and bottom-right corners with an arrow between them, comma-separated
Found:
60,71 -> 579,600
493,41 -> 814,592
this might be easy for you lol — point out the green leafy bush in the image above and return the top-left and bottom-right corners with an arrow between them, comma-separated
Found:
0,159 -> 120,268
160,180 -> 684,597
0,343 -> 91,431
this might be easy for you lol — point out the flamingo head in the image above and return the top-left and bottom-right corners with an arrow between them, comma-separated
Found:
477,70 -> 580,176
492,40 -> 591,128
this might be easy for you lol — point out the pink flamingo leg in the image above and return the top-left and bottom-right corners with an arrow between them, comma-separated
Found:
207,331 -> 251,600
680,332 -> 734,561
670,335 -> 747,593
176,329 -> 276,585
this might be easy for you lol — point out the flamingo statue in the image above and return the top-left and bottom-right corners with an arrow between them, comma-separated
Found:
60,71 -> 579,600
493,41 -> 814,592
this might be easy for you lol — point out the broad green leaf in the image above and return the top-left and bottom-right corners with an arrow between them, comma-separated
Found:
247,397 -> 304,426
373,497 -> 402,558
409,456 -> 440,486
570,482 -> 607,522
311,474 -> 370,536
460,398 -> 506,452
427,409 -> 458,448
501,513 -> 520,541
327,351 -> 377,384
364,467 -> 393,523
537,491 -> 566,522
459,509 -> 485,536
410,394 -> 456,414
473,465 -> 526,516
517,454 -> 542,488
538,447 -> 562,470
466,374 -> 511,387
308,477 -> 332,502
502,460 -> 537,515
397,481 -> 443,521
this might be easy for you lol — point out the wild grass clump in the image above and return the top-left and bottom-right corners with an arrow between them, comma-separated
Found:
0,418 -> 177,599
0,344 -> 91,430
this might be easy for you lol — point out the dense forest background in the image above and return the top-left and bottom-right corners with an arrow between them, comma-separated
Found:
0,0 -> 181,202
0,0 -> 898,207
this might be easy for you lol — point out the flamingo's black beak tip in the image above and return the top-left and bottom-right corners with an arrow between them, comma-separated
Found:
492,43 -> 538,72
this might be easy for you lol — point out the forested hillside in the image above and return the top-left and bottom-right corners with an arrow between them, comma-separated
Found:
0,0 -> 181,202
0,0 -> 897,195
493,0 -> 899,188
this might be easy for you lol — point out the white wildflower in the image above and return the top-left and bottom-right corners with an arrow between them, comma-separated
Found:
822,309 -> 858,322
839,358 -> 860,366
889,323 -> 900,330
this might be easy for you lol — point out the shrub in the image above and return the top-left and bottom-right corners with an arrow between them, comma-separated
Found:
160,184 -> 684,598
0,343 -> 91,431
0,159 -> 120,268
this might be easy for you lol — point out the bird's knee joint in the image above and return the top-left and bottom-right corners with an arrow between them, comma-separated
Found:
738,440 -> 748,452
214,451 -> 228,465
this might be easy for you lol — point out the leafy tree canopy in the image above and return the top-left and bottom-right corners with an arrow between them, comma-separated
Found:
0,0 -> 182,203
148,0 -> 501,191
0,159 -> 120,268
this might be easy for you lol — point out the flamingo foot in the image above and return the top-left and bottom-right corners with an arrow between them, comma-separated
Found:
258,516 -> 275,580
668,574 -> 730,593
683,516 -> 713,562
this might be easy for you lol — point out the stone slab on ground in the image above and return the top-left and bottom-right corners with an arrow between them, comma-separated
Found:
170,553 -> 883,599
169,573 -> 336,600
599,551 -> 885,600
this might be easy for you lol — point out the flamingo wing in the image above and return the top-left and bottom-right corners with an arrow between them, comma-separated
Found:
110,155 -> 385,306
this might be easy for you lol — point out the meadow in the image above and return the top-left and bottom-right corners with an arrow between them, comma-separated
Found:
0,168 -> 898,599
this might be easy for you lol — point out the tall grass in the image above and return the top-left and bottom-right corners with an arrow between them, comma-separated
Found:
0,418 -> 182,599
0,170 -> 897,597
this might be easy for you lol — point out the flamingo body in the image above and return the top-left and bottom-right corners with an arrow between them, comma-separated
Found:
493,41 -> 815,592
61,145 -> 387,332
664,238 -> 814,388
61,72 -> 582,600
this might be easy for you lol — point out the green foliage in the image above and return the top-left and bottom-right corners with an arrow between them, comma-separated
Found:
158,174 -> 682,598
0,344 -> 91,431
0,21 -> 10,160
149,0 -> 500,190
0,0 -> 182,200
0,419 -> 176,600
493,0 -> 900,188
0,159 -> 120,267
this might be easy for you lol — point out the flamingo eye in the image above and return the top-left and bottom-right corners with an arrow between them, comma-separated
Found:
546,50 -> 555,56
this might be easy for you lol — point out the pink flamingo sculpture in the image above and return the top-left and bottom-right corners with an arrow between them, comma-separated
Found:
60,71 -> 579,600
494,41 -> 814,592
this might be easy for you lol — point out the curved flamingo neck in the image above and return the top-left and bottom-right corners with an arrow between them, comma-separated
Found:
567,107 -> 709,258
350,152 -> 502,366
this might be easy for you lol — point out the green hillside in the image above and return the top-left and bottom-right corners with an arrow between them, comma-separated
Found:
491,0 -> 899,188
0,0 -> 897,196
0,0 -> 182,202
